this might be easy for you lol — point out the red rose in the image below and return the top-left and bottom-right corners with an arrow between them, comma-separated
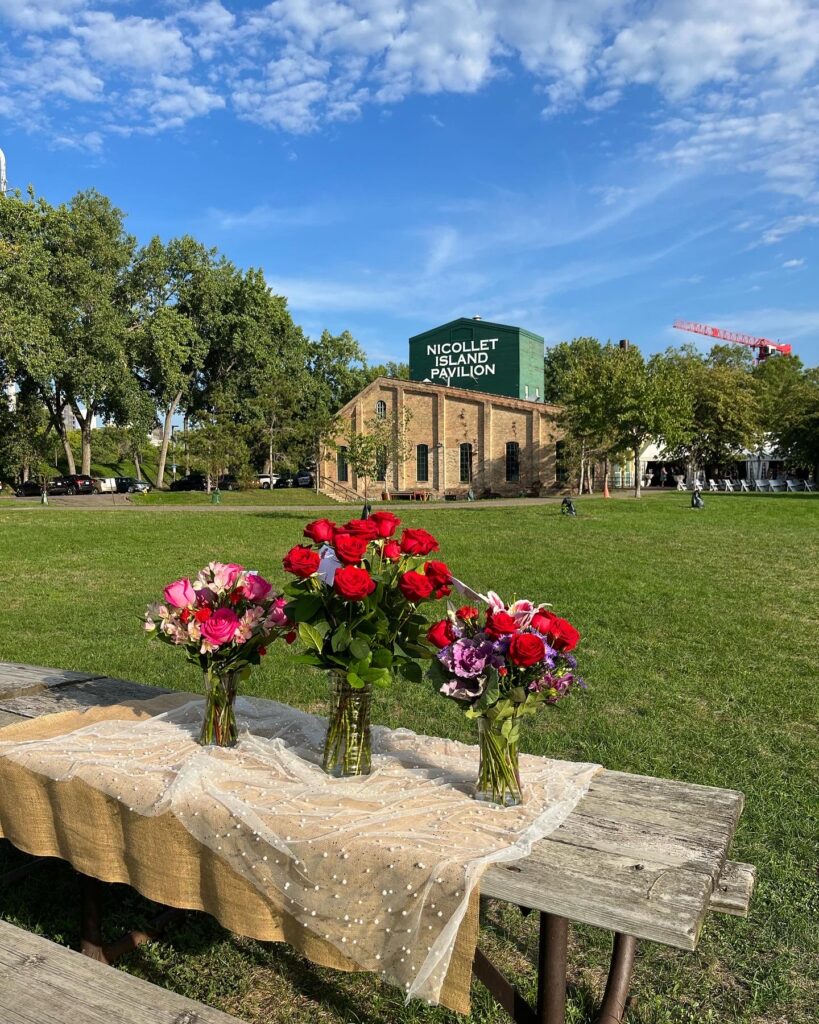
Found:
334,565 -> 377,602
194,607 -> 213,623
485,611 -> 519,637
304,519 -> 336,544
531,610 -> 557,634
285,630 -> 297,644
399,528 -> 440,556
398,570 -> 435,603
383,541 -> 401,560
369,511 -> 401,538
508,632 -> 546,667
180,608 -> 191,623
544,616 -> 580,653
456,605 -> 479,620
423,561 -> 451,589
427,619 -> 456,648
333,532 -> 370,565
283,545 -> 321,578
229,588 -> 244,605
344,518 -> 381,541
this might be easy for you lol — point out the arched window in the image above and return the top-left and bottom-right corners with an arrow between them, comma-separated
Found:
416,444 -> 429,483
375,400 -> 387,419
459,443 -> 473,483
337,446 -> 348,483
505,441 -> 520,482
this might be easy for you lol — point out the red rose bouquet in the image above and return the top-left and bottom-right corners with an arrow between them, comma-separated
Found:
144,562 -> 293,747
427,592 -> 582,806
282,513 -> 447,776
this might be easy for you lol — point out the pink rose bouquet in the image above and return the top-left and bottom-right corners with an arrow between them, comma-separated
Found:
144,562 -> 294,746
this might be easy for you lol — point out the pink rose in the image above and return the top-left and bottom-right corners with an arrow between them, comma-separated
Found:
201,608 -> 240,647
224,563 -> 244,588
243,573 -> 272,602
164,578 -> 196,609
266,597 -> 289,629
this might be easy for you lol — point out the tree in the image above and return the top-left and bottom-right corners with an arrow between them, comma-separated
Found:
600,345 -> 692,497
0,188 -> 135,475
663,348 -> 760,473
332,409 -> 413,501
0,385 -> 53,485
755,356 -> 819,479
127,236 -> 213,488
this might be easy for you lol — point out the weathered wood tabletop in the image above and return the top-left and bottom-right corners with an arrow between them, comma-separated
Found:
0,661 -> 755,1024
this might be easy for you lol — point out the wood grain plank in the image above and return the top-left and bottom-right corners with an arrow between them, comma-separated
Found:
0,918 -> 240,1023
0,662 -> 102,700
0,678 -> 170,719
709,861 -> 756,917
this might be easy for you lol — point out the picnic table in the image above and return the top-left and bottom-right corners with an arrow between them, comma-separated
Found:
0,662 -> 755,1024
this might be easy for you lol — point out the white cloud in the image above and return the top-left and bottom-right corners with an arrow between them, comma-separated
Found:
209,203 -> 338,229
72,12 -> 192,72
761,214 -> 819,244
782,258 -> 805,268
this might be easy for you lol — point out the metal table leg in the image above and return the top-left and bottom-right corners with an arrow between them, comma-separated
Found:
595,933 -> 638,1024
79,872 -> 185,964
536,913 -> 569,1024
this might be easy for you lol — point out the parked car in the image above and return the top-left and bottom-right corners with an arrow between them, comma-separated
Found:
218,474 -> 240,491
59,474 -> 95,495
115,477 -> 151,494
16,480 -> 45,497
273,474 -> 294,488
257,473 -> 281,489
169,473 -> 206,492
294,470 -> 315,488
90,476 -> 117,494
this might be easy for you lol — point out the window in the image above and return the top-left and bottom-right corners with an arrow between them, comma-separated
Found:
375,400 -> 387,419
337,446 -> 348,483
459,443 -> 473,483
376,451 -> 387,481
555,440 -> 568,483
505,441 -> 520,482
416,444 -> 429,482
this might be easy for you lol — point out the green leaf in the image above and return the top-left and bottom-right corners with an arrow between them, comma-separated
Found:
331,624 -> 352,652
291,653 -> 325,667
298,621 -> 325,654
346,671 -> 365,689
398,660 -> 423,684
349,638 -> 371,661
288,594 -> 325,622
371,648 -> 393,668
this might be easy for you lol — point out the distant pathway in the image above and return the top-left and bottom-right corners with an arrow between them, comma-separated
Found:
1,490 -> 683,512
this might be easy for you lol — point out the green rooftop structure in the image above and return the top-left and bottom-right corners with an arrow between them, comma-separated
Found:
408,317 -> 545,401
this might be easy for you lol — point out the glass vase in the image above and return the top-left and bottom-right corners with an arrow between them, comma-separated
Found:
199,666 -> 239,747
475,716 -> 523,807
322,672 -> 372,777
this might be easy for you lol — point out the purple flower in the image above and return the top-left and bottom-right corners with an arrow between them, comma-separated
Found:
440,637 -> 495,678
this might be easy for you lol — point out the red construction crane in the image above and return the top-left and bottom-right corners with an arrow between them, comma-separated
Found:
672,319 -> 792,362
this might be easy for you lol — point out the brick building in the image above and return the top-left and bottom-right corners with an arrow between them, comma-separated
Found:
320,318 -> 566,500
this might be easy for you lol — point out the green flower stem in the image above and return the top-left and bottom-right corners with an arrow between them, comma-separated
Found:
322,675 -> 372,777
199,666 -> 239,747
476,718 -> 523,806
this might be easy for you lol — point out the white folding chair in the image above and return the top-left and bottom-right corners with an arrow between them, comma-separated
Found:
786,480 -> 798,493
739,480 -> 750,492
708,479 -> 719,492
805,481 -> 816,492
723,480 -> 734,492
769,480 -> 785,493
753,478 -> 769,492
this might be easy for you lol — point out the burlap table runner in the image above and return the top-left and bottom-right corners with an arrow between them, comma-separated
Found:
0,693 -> 600,1011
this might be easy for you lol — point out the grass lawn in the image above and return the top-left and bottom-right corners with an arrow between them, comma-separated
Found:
0,494 -> 816,1024
132,488 -> 335,506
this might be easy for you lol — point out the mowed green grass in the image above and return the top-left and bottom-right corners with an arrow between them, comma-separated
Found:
132,487 -> 334,506
0,495 -> 816,1024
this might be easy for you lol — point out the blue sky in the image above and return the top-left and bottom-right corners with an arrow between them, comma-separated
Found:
2,0 -> 819,366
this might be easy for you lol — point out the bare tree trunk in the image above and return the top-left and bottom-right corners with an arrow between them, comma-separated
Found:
634,444 -> 642,498
183,414 -> 190,475
604,455 -> 610,493
45,396 -> 76,474
156,391 -> 181,490
578,457 -> 585,495
134,448 -> 142,481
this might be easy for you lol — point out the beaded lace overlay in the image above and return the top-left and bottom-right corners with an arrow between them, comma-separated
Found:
0,698 -> 599,1004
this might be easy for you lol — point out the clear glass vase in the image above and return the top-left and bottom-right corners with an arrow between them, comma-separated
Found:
475,716 -> 523,807
322,672 -> 372,777
199,666 -> 239,747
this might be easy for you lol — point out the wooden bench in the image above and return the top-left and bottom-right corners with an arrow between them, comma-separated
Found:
0,663 -> 755,1024
0,917 -> 240,1024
